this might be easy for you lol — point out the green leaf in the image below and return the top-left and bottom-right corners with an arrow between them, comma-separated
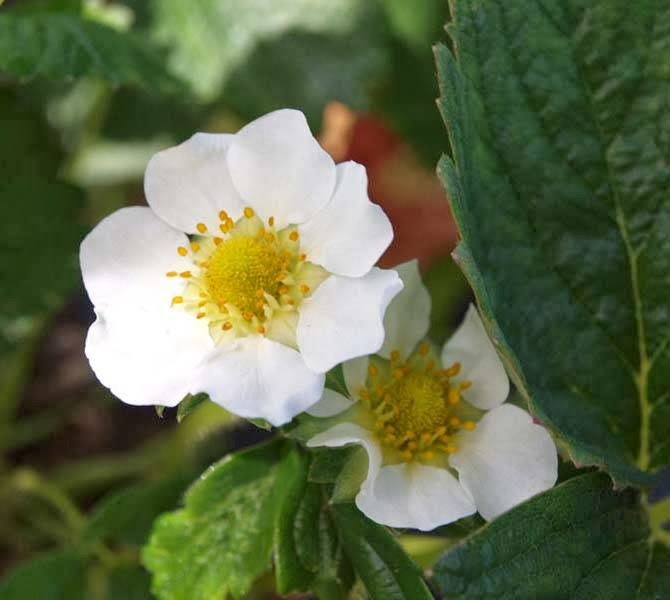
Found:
433,473 -> 669,599
0,12 -> 179,90
176,393 -> 209,423
0,550 -> 87,600
106,566 -> 152,600
142,441 -> 287,600
0,90 -> 84,352
275,452 -> 354,596
435,0 -> 670,484
84,474 -> 191,546
331,446 -> 369,504
309,447 -> 355,484
149,0 -> 369,101
332,503 -> 433,600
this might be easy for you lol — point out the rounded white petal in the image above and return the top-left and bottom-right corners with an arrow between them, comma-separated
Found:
356,463 -> 476,531
449,404 -> 558,521
144,133 -> 244,234
297,268 -> 403,373
298,161 -> 393,277
441,304 -> 509,410
306,388 -> 354,417
227,109 -> 336,227
378,260 -> 431,360
343,356 -> 369,397
85,305 -> 212,407
80,206 -> 191,310
196,336 -> 324,426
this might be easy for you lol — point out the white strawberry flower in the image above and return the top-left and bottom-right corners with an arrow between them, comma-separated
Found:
80,109 -> 402,426
307,261 -> 557,530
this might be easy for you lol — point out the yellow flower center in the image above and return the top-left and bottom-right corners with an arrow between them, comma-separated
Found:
204,235 -> 285,319
359,343 -> 478,464
165,207 -> 328,344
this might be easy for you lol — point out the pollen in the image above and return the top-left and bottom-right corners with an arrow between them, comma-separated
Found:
243,207 -> 255,218
204,235 -> 285,318
360,349 -> 482,465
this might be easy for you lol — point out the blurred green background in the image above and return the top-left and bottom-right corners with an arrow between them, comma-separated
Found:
0,0 -> 472,596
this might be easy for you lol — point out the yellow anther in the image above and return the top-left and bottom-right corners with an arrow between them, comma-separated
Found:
257,325 -> 266,334
219,223 -> 230,233
446,444 -> 458,454
425,360 -> 435,372
196,312 -> 206,319
177,246 -> 188,256
390,350 -> 400,362
368,364 -> 378,377
255,289 -> 264,298
299,253 -> 306,261
226,218 -> 234,229
214,237 -> 223,245
449,416 -> 461,427
460,380 -> 472,390
218,210 -> 229,222
300,284 -> 310,295
463,420 -> 476,431
180,271 -> 192,278
421,432 -> 432,444
171,296 -> 183,305
445,362 -> 461,377
278,285 -> 289,295
265,232 -> 275,242
243,311 -> 253,321
407,441 -> 418,451
222,321 -> 233,331
287,298 -> 295,305
198,300 -> 207,307
196,222 -> 208,234
190,242 -> 200,252
359,388 -> 370,401
243,207 -> 254,218
268,216 -> 275,227
289,230 -> 299,242
419,342 -> 430,355
421,451 -> 435,461
448,387 -> 461,405
166,271 -> 178,277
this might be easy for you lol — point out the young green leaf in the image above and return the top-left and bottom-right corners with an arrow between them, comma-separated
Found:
0,12 -> 180,91
433,473 -> 669,599
0,550 -> 87,600
176,393 -> 209,423
142,441 -> 286,600
332,503 -> 433,600
435,0 -> 670,485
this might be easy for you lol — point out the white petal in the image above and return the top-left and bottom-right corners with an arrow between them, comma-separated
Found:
307,423 -> 382,479
356,463 -> 476,531
441,305 -> 509,410
449,404 -> 558,521
306,388 -> 354,417
297,268 -> 403,373
85,305 -> 212,407
195,336 -> 324,426
343,356 -> 369,398
144,133 -> 244,234
80,206 -> 191,310
379,260 -> 431,360
227,109 -> 336,227
298,161 -> 393,277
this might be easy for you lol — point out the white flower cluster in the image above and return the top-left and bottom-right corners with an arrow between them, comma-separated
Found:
81,109 -> 557,529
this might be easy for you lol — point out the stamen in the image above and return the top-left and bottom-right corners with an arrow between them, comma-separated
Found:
166,271 -> 178,277
177,246 -> 188,257
300,284 -> 310,295
243,207 -> 254,218
419,342 -> 430,355
219,210 -> 229,222
196,222 -> 208,234
171,296 -> 183,305
289,231 -> 299,242
190,242 -> 200,252
463,421 -> 476,431
368,364 -> 378,377
268,216 -> 275,227
180,271 -> 192,278
222,322 -> 233,331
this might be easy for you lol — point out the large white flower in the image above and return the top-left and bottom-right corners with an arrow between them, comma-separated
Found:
81,109 -> 402,426
307,261 -> 557,530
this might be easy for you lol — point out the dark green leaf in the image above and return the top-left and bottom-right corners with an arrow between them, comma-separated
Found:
332,503 -> 433,600
433,473 -> 669,599
0,90 -> 84,352
142,441 -> 287,600
84,473 -> 191,546
0,12 -> 179,91
106,566 -> 152,600
435,0 -> 670,484
331,446 -> 369,504
0,550 -> 87,600
325,364 -> 350,397
274,452 -> 353,596
309,447 -> 355,484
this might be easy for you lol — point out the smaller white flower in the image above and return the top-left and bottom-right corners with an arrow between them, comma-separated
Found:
81,109 -> 402,426
307,261 -> 557,530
